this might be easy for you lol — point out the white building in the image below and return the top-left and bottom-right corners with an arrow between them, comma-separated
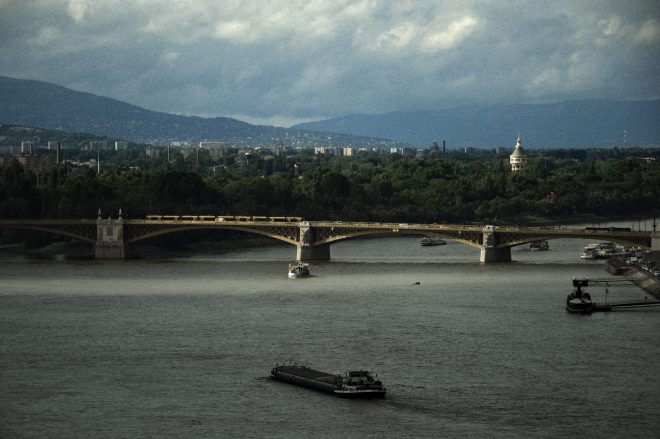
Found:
509,134 -> 527,172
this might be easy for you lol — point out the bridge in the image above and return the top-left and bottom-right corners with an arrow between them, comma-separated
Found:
0,213 -> 657,262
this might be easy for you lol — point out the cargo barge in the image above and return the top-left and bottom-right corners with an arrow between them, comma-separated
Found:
271,364 -> 386,398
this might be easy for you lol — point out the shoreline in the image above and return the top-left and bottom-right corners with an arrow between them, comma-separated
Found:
626,266 -> 660,300
607,251 -> 660,299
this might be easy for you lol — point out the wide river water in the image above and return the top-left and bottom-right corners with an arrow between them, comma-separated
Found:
1,234 -> 659,438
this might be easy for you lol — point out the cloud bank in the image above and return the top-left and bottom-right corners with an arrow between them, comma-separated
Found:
1,0 -> 658,126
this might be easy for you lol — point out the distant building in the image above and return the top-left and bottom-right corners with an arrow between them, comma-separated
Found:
314,146 -> 341,156
199,141 -> 230,160
509,134 -> 527,172
342,147 -> 356,156
390,147 -> 416,156
114,141 -> 128,151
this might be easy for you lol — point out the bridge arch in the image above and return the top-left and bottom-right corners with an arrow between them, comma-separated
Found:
314,229 -> 483,249
0,224 -> 96,244
125,224 -> 300,246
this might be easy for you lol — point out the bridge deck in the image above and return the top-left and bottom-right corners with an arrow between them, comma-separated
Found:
0,219 -> 654,250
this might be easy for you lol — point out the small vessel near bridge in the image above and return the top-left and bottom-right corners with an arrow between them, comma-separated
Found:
271,364 -> 386,398
529,240 -> 549,251
420,236 -> 446,246
288,262 -> 310,278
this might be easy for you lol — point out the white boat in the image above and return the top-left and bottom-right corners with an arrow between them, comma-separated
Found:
580,242 -> 619,260
288,262 -> 310,278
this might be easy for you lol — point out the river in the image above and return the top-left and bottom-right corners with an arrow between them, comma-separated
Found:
1,235 -> 659,438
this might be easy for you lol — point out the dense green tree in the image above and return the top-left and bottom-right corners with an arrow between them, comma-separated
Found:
1,148 -> 659,227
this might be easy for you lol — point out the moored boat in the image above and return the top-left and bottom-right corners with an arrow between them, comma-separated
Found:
271,364 -> 386,398
566,278 -> 593,313
288,262 -> 310,278
580,242 -> 622,260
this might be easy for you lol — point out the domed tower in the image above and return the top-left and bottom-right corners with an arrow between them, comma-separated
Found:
509,133 -> 527,172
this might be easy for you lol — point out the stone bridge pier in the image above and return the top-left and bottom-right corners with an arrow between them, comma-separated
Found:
95,210 -> 129,259
480,226 -> 512,263
296,222 -> 330,262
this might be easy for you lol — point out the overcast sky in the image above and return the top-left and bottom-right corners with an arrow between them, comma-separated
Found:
1,0 -> 659,127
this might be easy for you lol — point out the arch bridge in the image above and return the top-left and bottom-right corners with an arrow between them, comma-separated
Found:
0,214 -> 656,262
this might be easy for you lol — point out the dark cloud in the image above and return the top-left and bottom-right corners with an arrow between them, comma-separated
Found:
1,0 -> 658,126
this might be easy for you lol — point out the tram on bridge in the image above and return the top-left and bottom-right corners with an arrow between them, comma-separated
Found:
144,215 -> 303,223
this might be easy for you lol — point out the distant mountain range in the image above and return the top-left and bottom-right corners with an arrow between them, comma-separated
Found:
294,100 -> 660,148
2,75 -> 659,148
0,76 -> 396,148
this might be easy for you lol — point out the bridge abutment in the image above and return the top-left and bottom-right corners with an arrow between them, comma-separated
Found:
95,212 -> 127,259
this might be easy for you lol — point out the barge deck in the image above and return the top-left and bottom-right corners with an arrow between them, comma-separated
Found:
271,364 -> 386,398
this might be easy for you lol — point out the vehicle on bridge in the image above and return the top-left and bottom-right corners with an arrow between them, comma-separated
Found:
585,226 -> 632,232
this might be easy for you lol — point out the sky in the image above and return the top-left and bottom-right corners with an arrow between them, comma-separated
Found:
1,0 -> 659,127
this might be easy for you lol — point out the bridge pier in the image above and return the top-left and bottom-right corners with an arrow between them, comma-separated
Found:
652,232 -> 660,250
297,222 -> 330,261
480,225 -> 512,263
296,244 -> 330,262
95,211 -> 127,259
480,246 -> 511,263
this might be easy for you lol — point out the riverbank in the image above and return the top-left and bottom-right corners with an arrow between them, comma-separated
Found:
625,251 -> 660,299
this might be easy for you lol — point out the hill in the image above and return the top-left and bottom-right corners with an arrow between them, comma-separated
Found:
0,76 -> 398,148
0,124 -> 117,148
293,100 -> 660,148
